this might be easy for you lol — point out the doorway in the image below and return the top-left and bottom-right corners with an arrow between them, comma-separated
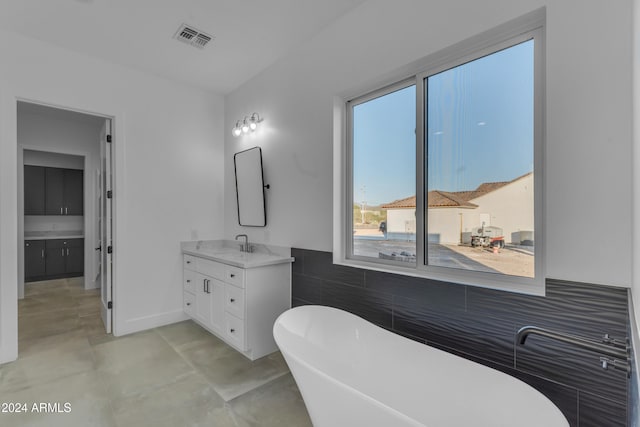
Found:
17,101 -> 115,348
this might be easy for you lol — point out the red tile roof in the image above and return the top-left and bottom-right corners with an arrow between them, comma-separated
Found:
380,192 -> 478,209
380,172 -> 532,209
380,195 -> 416,209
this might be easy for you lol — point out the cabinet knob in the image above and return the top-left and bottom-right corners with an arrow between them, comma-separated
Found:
230,298 -> 235,303
186,280 -> 191,283
186,302 -> 191,306
230,274 -> 235,278
230,329 -> 235,333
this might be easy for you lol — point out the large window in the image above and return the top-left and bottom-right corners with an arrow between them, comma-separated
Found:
425,40 -> 535,277
342,20 -> 543,293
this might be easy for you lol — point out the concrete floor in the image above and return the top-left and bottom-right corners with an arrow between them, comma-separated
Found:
0,278 -> 312,427
354,238 -> 534,277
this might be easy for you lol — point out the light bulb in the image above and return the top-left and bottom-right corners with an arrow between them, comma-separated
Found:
249,113 -> 260,131
241,119 -> 250,133
232,121 -> 242,137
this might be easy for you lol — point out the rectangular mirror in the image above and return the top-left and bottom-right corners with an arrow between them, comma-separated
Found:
234,147 -> 267,227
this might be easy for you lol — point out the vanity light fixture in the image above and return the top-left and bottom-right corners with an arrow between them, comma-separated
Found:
232,113 -> 262,137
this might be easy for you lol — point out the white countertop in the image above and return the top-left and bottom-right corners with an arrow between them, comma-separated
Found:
24,230 -> 84,240
181,240 -> 294,269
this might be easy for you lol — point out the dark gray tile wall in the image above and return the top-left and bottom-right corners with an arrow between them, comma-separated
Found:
629,296 -> 639,427
291,248 -> 631,427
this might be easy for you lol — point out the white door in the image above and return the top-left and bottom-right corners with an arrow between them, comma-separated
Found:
100,119 -> 113,333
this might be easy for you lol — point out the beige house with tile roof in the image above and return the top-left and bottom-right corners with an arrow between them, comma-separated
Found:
381,173 -> 534,245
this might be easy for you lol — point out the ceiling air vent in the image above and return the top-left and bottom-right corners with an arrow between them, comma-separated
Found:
174,24 -> 214,49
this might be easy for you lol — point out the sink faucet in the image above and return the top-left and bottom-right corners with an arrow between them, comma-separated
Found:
235,234 -> 253,253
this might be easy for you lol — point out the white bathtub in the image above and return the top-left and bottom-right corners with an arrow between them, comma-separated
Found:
273,305 -> 569,427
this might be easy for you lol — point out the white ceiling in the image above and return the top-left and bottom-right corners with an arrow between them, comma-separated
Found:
1,0 -> 366,94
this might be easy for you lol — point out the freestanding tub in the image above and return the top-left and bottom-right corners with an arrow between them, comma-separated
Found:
273,305 -> 569,427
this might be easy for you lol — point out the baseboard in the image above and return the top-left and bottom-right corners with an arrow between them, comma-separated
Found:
114,309 -> 189,337
84,279 -> 100,290
0,346 -> 18,365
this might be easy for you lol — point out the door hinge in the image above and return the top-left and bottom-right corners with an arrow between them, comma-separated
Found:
107,190 -> 113,199
107,301 -> 113,309
107,246 -> 113,254
106,134 -> 112,143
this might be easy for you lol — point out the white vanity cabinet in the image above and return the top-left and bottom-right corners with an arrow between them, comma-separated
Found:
182,252 -> 292,361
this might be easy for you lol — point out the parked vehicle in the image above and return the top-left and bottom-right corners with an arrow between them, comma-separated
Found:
471,224 -> 505,248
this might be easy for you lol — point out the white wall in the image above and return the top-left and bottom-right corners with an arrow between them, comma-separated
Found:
224,0 -> 633,289
0,29 -> 225,363
19,112 -> 102,295
427,208 -> 467,244
633,0 -> 640,337
469,174 -> 535,244
24,150 -> 85,169
387,209 -> 416,234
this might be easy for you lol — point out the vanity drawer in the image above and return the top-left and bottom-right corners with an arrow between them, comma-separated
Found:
183,291 -> 195,316
224,266 -> 245,288
183,255 -> 197,271
197,258 -> 225,281
224,313 -> 247,351
183,269 -> 196,293
225,284 -> 245,319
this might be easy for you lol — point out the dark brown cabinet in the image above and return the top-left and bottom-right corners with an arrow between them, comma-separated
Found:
24,238 -> 84,282
24,166 -> 83,216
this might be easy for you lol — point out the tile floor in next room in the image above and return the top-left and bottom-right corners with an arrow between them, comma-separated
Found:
0,278 -> 312,427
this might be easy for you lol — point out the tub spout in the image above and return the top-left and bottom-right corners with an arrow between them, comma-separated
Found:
517,326 -> 630,376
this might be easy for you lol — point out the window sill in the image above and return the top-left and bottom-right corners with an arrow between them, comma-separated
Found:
333,256 -> 545,297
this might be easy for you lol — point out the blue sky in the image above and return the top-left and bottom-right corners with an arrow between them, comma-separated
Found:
353,39 -> 534,205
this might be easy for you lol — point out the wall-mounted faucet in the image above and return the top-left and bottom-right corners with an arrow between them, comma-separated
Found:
235,234 -> 254,253
517,326 -> 630,377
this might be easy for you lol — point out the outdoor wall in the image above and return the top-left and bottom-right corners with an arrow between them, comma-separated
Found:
224,0 -> 633,290
427,208 -> 464,244
386,209 -> 415,234
467,173 -> 535,244
0,29 -> 225,363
